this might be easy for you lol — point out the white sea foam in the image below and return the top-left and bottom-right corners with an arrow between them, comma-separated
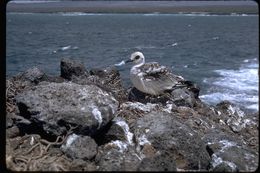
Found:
200,58 -> 259,112
61,45 -> 71,51
171,42 -> 178,47
60,12 -> 106,16
213,68 -> 258,91
212,36 -> 219,40
61,12 -> 92,16
141,13 -> 257,17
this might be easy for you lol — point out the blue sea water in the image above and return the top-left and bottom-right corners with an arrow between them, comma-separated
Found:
6,13 -> 259,112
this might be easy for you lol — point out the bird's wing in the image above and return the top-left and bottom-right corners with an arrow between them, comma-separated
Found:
140,62 -> 184,83
137,62 -> 179,92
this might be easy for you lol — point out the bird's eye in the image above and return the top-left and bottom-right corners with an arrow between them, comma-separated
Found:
135,55 -> 140,60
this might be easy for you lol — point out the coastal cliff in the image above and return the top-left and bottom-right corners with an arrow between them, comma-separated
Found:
6,58 -> 258,171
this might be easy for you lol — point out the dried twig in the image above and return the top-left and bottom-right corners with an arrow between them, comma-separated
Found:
9,124 -> 78,171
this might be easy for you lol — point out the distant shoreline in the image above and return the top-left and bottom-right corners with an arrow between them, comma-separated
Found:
7,1 -> 259,14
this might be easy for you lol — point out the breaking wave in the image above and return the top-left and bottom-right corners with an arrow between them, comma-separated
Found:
200,58 -> 259,112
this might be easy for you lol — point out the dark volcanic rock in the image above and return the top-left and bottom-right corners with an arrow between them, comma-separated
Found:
215,101 -> 252,133
15,82 -> 119,136
17,67 -> 48,84
212,161 -> 239,172
61,134 -> 98,160
89,66 -> 128,103
170,88 -> 196,107
203,129 -> 258,172
60,58 -> 89,80
96,143 -> 140,171
134,111 -> 211,170
137,151 -> 177,171
69,159 -> 97,171
182,80 -> 200,99
104,117 -> 133,143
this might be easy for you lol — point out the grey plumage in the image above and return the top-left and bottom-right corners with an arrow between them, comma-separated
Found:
127,51 -> 185,95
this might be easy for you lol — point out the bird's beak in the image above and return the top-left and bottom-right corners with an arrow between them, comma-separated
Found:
125,59 -> 133,63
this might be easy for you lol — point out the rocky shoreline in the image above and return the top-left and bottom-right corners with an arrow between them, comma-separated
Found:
6,58 -> 258,171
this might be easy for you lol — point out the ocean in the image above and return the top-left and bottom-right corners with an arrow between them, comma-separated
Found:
6,13 -> 259,113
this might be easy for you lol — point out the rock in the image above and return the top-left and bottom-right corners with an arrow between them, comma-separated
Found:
45,76 -> 66,83
216,101 -> 245,119
96,143 -> 140,171
137,151 -> 177,171
6,68 -> 47,114
128,86 -> 197,107
211,154 -> 239,172
104,117 -> 134,144
60,58 -> 89,80
69,159 -> 97,171
17,67 -> 47,84
63,65 -> 128,103
94,117 -> 139,171
134,111 -> 211,170
170,88 -> 196,107
15,82 -> 119,136
182,80 -> 200,99
89,66 -> 128,103
90,67 -> 118,79
6,126 -> 20,138
96,147 -> 124,171
117,101 -> 160,130
203,129 -> 258,172
6,113 -> 29,138
215,101 -> 253,133
61,134 -> 98,160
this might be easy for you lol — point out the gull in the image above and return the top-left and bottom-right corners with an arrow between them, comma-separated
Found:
124,51 -> 186,96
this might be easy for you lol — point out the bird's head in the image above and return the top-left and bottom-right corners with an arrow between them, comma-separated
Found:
126,51 -> 145,65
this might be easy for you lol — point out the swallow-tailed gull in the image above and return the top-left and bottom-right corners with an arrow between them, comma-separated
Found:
124,51 -> 185,95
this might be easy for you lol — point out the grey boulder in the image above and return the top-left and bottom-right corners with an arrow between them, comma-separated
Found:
134,111 -> 211,170
15,82 -> 119,136
203,129 -> 258,172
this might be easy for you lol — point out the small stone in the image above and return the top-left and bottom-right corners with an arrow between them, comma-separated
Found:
20,67 -> 47,84
61,134 -> 98,160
